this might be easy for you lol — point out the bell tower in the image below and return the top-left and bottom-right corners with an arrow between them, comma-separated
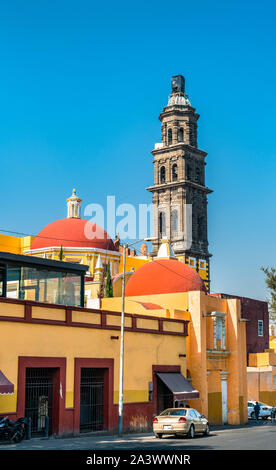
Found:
146,75 -> 212,291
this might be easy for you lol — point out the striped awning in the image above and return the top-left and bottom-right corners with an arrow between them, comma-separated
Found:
0,370 -> 14,394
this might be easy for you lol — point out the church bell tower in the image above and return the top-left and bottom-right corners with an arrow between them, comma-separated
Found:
146,75 -> 212,291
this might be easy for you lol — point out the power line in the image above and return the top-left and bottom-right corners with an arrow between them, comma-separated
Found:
0,227 -> 116,247
122,240 -> 206,287
0,228 -> 205,288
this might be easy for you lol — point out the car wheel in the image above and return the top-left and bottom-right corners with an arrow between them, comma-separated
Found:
154,433 -> 162,439
251,411 -> 256,419
187,424 -> 195,439
203,423 -> 210,436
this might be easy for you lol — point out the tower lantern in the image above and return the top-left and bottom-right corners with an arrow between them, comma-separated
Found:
146,75 -> 212,291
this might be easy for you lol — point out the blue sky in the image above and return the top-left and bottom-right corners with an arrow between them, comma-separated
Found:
0,0 -> 275,301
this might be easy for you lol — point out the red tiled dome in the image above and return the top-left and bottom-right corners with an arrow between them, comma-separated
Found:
125,258 -> 206,296
31,218 -> 116,251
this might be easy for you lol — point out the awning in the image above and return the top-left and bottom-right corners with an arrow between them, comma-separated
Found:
156,372 -> 199,400
0,370 -> 14,394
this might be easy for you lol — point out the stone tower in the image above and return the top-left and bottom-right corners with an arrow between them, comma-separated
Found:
146,75 -> 212,291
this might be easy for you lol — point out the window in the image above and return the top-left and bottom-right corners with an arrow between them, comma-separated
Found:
213,314 -> 226,350
172,164 -> 178,181
160,409 -> 187,416
258,320 -> 264,337
159,212 -> 166,236
216,319 -> 223,341
6,264 -> 82,306
273,376 -> 276,390
0,267 -> 5,297
188,257 -> 196,268
160,166 -> 166,183
199,259 -> 206,270
168,129 -> 172,145
195,167 -> 201,184
186,163 -> 192,180
171,210 -> 178,234
178,128 -> 184,142
198,215 -> 204,241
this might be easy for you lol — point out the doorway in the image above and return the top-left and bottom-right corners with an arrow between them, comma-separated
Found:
80,368 -> 105,432
25,368 -> 54,436
221,378 -> 228,424
156,376 -> 174,414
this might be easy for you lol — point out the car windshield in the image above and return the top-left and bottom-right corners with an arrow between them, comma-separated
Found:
160,409 -> 187,416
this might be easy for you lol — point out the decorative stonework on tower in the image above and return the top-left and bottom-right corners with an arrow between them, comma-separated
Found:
146,75 -> 212,291
67,189 -> 82,219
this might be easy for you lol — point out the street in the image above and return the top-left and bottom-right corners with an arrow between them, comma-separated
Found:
1,420 -> 276,451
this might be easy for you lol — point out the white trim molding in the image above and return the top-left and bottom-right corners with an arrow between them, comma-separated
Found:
23,246 -> 122,258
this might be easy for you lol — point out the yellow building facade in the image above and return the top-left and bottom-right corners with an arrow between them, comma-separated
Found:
102,241 -> 248,426
247,349 -> 276,406
0,293 -> 189,435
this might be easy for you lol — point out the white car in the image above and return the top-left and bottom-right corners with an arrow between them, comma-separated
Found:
248,401 -> 273,419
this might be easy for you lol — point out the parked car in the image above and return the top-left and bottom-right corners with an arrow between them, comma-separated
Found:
153,408 -> 210,439
247,401 -> 273,419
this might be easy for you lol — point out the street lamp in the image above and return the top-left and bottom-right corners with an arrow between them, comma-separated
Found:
118,237 -> 157,437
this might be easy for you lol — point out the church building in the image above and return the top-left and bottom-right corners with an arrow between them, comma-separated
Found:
147,75 -> 212,292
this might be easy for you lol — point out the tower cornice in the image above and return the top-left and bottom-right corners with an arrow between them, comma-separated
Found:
159,107 -> 199,122
151,143 -> 207,158
146,179 -> 213,194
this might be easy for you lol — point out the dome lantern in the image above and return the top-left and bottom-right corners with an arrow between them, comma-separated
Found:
155,237 -> 177,260
67,188 -> 82,219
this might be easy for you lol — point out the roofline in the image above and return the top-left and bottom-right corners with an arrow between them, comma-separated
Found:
0,251 -> 89,273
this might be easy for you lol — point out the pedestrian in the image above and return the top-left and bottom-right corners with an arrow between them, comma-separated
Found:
254,402 -> 261,421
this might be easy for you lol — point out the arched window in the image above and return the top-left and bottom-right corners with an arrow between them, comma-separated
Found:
172,164 -> 178,181
159,212 -> 166,236
178,128 -> 184,142
171,210 -> 178,234
195,167 -> 201,184
160,166 -> 166,183
198,215 -> 204,241
168,128 -> 172,145
187,163 -> 192,180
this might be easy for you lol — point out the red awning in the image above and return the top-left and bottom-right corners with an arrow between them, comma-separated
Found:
0,370 -> 14,394
156,372 -> 199,400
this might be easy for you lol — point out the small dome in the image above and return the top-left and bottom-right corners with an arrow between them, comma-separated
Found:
125,258 -> 206,296
31,217 -> 116,252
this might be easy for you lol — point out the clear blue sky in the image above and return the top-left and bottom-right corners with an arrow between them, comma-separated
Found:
0,0 -> 275,301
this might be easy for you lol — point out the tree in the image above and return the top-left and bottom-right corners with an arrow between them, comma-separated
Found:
261,266 -> 276,322
59,245 -> 63,261
105,262 -> 113,298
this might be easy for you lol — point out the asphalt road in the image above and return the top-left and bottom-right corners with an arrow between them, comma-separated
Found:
1,420 -> 276,451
